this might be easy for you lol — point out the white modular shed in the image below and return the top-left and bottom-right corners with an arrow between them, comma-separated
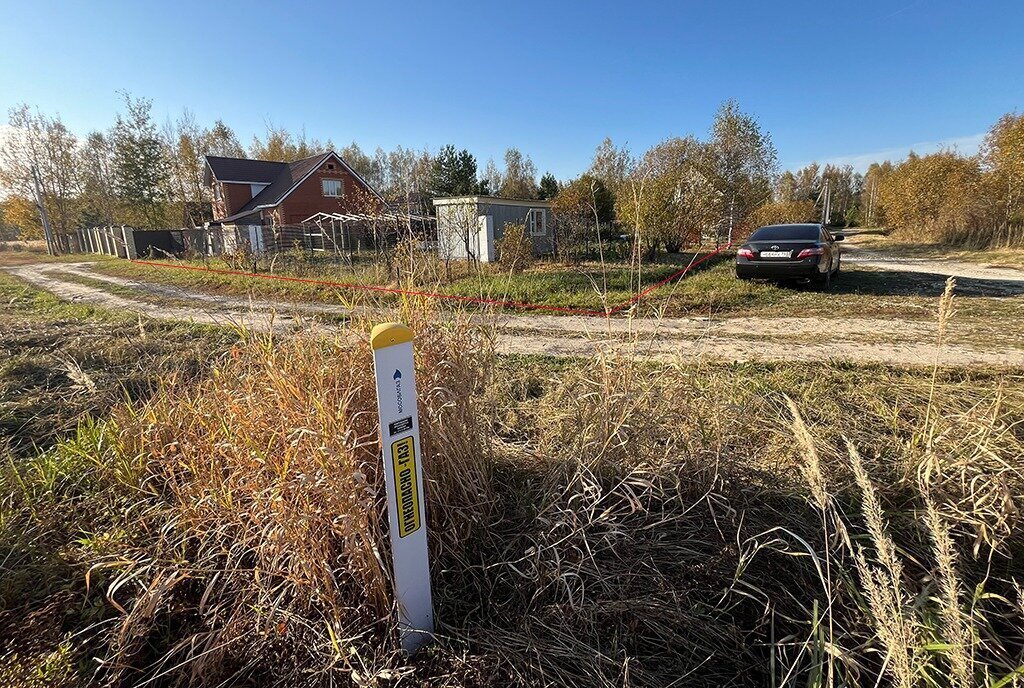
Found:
432,196 -> 552,263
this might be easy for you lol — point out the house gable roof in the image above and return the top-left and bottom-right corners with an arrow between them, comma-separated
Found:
204,156 -> 286,185
207,151 -> 387,223
236,152 -> 333,216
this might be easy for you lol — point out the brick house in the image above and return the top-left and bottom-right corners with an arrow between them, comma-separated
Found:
203,151 -> 386,227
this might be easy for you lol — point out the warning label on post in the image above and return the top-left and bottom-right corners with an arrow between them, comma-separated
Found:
390,437 -> 421,538
388,416 -> 413,436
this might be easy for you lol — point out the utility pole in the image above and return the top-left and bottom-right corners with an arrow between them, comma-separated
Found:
870,184 -> 878,227
821,179 -> 831,227
31,165 -> 58,256
823,180 -> 831,225
727,195 -> 735,245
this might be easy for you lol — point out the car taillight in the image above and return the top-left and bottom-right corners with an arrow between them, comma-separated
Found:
737,247 -> 754,258
797,247 -> 825,258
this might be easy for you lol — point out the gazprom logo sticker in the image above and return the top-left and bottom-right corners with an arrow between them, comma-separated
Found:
390,436 -> 421,538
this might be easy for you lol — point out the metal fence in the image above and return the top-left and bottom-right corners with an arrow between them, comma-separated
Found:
66,216 -> 437,261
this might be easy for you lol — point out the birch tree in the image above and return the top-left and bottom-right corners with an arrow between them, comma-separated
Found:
0,105 -> 81,234
499,148 -> 537,199
588,137 -> 632,199
78,131 -> 117,226
163,110 -> 209,226
981,112 -> 1024,224
709,100 -> 778,238
111,93 -> 169,228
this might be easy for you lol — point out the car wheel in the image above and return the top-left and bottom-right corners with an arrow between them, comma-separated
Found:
817,268 -> 832,292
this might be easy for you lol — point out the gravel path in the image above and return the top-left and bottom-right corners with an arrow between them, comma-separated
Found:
842,242 -> 1024,291
6,259 -> 1023,367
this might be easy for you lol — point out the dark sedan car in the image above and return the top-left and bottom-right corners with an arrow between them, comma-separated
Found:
735,223 -> 844,288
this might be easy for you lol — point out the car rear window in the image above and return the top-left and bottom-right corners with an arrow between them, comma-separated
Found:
749,225 -> 820,241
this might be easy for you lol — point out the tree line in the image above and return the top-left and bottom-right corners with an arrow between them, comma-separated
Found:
2,92 -> 1021,252
0,93 -> 560,235
550,100 -> 777,259
755,113 -> 1024,248
869,113 -> 1024,247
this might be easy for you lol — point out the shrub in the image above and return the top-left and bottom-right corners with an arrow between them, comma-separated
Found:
496,222 -> 535,273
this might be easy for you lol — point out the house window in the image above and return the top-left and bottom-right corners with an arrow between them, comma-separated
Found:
322,179 -> 343,197
527,209 -> 546,236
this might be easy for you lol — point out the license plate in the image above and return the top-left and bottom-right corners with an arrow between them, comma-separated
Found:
760,250 -> 791,258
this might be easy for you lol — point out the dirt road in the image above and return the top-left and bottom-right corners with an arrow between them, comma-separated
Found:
841,236 -> 1024,291
7,252 -> 1024,366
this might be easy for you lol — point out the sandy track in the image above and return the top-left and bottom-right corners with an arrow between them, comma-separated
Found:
842,243 -> 1024,288
5,262 -> 326,332
5,260 -> 1024,367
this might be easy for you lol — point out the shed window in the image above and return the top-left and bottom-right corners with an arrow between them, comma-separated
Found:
322,179 -> 343,197
527,209 -> 546,236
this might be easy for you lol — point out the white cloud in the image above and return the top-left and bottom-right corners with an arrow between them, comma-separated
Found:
791,132 -> 987,173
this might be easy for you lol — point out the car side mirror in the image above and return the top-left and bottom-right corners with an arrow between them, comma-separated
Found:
834,234 -> 845,242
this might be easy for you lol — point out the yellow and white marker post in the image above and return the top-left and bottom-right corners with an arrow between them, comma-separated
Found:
370,323 -> 434,654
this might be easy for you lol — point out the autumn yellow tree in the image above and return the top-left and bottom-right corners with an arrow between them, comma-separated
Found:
747,200 -> 816,228
878,151 -> 987,243
0,105 -> 81,235
617,137 -> 720,254
981,112 -> 1024,225
550,174 -> 614,260
0,196 -> 43,239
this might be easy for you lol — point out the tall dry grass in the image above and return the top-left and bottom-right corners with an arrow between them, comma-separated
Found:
4,288 -> 1024,686
779,279 -> 1024,688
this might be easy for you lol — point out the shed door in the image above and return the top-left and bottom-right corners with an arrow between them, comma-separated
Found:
477,215 -> 494,262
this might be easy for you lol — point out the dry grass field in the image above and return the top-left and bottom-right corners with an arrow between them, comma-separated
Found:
3,262 -> 1024,686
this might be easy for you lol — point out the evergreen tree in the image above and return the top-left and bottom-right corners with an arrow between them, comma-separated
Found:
429,144 -> 479,197
539,172 -> 560,199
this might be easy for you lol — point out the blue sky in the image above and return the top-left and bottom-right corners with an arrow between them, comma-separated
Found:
0,0 -> 1021,177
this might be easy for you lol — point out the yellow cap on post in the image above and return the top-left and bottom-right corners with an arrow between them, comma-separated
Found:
370,322 -> 414,350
